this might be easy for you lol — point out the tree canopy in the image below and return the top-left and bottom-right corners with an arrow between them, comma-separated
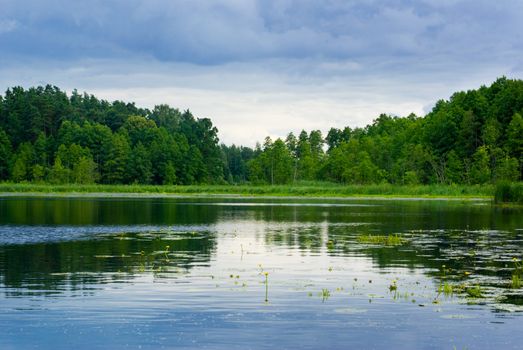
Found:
0,77 -> 521,185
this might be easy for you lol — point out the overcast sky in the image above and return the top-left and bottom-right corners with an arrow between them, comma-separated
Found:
1,0 -> 522,146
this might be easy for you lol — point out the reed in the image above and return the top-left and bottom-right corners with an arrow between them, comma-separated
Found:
494,182 -> 523,204
0,182 -> 494,199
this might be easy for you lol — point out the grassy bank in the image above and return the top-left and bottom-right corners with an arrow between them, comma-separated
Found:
494,182 -> 523,204
0,182 -> 495,199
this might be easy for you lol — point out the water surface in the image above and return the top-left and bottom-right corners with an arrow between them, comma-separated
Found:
0,196 -> 522,349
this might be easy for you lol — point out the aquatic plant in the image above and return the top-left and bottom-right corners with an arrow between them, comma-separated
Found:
164,245 -> 170,260
389,280 -> 397,292
357,234 -> 406,246
438,282 -> 454,297
511,274 -> 520,289
264,272 -> 269,303
435,265 -> 454,299
320,288 -> 331,302
511,258 -> 521,289
466,285 -> 483,298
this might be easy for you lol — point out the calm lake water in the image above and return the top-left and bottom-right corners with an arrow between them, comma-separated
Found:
0,196 -> 522,349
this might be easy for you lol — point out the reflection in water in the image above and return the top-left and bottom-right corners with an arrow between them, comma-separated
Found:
0,197 -> 222,225
0,229 -> 216,297
0,196 -> 522,349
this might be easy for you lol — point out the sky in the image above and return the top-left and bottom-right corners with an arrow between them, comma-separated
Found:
1,0 -> 522,146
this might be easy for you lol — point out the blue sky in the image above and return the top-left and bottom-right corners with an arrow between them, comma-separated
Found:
1,0 -> 522,145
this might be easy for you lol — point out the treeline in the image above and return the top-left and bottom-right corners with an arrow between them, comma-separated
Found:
0,77 -> 522,186
0,86 -> 224,184
247,77 -> 523,185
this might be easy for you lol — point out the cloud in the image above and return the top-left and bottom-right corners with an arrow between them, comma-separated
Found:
0,0 -> 521,145
0,57 -> 510,147
1,0 -> 522,65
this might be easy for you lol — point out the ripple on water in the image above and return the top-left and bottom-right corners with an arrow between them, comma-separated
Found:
0,225 -> 212,245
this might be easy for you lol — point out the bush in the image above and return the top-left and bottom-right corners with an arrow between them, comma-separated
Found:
494,182 -> 523,203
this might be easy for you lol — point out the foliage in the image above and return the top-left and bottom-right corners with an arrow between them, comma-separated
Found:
357,234 -> 406,246
0,85 -> 224,185
247,77 -> 522,186
0,182 -> 494,198
494,182 -> 523,203
0,77 -> 522,186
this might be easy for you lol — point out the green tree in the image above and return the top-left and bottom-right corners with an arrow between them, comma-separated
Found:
11,142 -> 35,182
72,156 -> 99,184
269,139 -> 293,184
352,151 -> 381,184
34,132 -> 49,167
49,156 -> 70,184
506,113 -> 523,178
445,150 -> 464,184
32,164 -> 46,183
128,142 -> 152,184
0,128 -> 12,180
470,146 -> 491,184
103,133 -> 131,184
248,137 -> 293,184
121,115 -> 157,147
149,104 -> 181,134
163,162 -> 177,185
495,156 -> 519,182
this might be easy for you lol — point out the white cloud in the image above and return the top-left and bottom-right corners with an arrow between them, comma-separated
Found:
0,0 -> 521,146
0,57 -> 513,147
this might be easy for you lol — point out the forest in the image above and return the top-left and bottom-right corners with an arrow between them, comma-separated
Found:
0,77 -> 522,186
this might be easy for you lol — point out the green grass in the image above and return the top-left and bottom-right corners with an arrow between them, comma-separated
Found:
494,182 -> 523,204
0,182 -> 495,198
357,234 -> 407,246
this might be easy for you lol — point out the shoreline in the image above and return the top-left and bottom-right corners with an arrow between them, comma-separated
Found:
0,183 -> 499,201
0,191 -> 492,201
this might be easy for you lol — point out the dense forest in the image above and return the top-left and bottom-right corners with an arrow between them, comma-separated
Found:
0,77 -> 522,185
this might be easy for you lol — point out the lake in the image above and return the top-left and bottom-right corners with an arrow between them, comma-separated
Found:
0,196 -> 522,349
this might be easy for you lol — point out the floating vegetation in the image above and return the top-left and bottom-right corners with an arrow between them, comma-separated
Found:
320,288 -> 331,302
511,258 -> 521,289
438,282 -> 454,297
389,280 -> 398,292
512,274 -> 521,289
357,234 -> 406,246
466,285 -> 484,298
